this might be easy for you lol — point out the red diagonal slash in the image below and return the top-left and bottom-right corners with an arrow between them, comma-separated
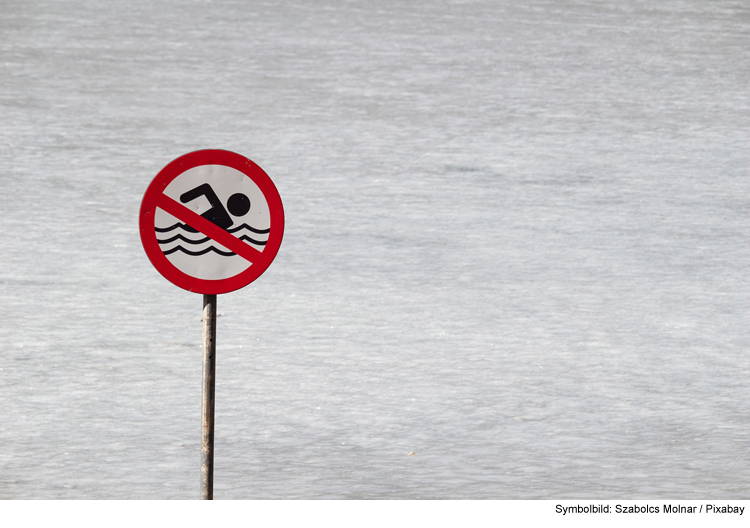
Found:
156,193 -> 265,264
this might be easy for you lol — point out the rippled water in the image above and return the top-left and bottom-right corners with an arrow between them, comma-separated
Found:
1,0 -> 748,498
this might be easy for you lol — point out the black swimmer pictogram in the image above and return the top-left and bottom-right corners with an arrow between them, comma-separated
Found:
155,183 -> 269,257
179,183 -> 251,232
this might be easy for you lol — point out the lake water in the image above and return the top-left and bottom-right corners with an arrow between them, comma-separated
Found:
0,0 -> 747,498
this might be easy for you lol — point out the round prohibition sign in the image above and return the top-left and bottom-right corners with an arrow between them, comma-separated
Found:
139,150 -> 284,294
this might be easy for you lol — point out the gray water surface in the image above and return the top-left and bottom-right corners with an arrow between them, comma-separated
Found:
0,0 -> 748,498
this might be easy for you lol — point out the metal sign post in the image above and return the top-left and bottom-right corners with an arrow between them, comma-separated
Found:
139,150 -> 284,499
201,293 -> 217,500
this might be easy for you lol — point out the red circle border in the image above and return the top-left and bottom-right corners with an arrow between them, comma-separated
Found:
139,150 -> 285,294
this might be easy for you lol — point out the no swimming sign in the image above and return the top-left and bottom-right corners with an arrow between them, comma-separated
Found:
139,149 -> 285,498
139,150 -> 285,294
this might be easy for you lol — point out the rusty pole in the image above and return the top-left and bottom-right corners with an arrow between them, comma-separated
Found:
201,293 -> 217,499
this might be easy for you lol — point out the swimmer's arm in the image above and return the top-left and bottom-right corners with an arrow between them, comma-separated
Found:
180,183 -> 221,207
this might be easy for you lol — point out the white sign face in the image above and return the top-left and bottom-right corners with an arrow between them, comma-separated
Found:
140,149 -> 284,295
153,165 -> 271,280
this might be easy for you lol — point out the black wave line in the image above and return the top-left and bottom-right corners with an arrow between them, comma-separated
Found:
156,222 -> 269,235
158,233 -> 267,246
154,222 -> 188,233
227,224 -> 270,234
239,235 -> 267,246
157,233 -> 211,245
162,245 -> 237,257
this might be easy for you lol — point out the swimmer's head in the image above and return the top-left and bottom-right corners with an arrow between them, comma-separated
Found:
227,193 -> 250,216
